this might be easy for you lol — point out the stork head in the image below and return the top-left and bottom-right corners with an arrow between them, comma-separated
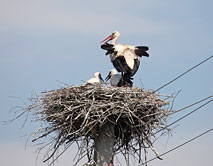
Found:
105,69 -> 117,81
110,69 -> 117,75
100,31 -> 120,44
94,72 -> 104,82
111,31 -> 120,38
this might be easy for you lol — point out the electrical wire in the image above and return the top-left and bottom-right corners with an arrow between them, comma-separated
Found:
153,98 -> 213,136
140,128 -> 213,165
154,55 -> 213,92
169,94 -> 213,115
166,99 -> 213,130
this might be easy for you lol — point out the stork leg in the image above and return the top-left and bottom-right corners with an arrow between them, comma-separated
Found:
120,72 -> 131,87
121,72 -> 124,86
123,73 -> 133,87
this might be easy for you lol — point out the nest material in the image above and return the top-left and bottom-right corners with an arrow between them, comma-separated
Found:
29,84 -> 172,165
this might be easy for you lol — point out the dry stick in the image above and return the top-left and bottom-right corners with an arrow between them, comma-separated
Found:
154,55 -> 213,92
143,138 -> 162,160
140,128 -> 213,165
43,133 -> 63,162
47,141 -> 73,166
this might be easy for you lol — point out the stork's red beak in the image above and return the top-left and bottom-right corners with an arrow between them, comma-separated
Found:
100,35 -> 113,44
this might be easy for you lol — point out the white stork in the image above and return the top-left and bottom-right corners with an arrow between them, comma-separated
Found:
105,69 -> 122,86
100,31 -> 149,85
86,72 -> 104,84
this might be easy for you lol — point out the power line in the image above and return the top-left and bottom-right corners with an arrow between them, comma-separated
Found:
170,94 -> 213,115
166,98 -> 213,129
141,128 -> 213,165
153,98 -> 213,136
154,55 -> 213,92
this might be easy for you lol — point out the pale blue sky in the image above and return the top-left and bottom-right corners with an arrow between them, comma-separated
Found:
0,0 -> 212,165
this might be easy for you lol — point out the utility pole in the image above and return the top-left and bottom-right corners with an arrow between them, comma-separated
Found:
94,123 -> 115,166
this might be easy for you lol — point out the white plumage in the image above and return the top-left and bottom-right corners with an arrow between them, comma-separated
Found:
105,69 -> 122,86
86,72 -> 104,84
100,31 -> 149,86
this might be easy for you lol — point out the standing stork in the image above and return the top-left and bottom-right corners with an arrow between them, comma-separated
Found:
100,31 -> 149,86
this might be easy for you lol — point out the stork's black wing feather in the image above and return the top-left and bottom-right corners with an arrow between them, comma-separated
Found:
135,46 -> 149,57
101,43 -> 114,50
101,43 -> 116,55
112,56 -> 130,73
112,56 -> 140,76
136,46 -> 149,51
112,58 -> 123,73
131,59 -> 140,76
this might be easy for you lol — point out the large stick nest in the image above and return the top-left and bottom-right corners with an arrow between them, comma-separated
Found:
26,84 -> 173,165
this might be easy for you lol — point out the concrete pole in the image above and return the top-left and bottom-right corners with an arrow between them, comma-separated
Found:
94,123 -> 115,166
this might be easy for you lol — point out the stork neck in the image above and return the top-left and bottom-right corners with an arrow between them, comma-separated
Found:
111,37 -> 118,45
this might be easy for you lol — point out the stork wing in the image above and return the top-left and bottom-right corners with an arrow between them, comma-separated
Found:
112,48 -> 140,76
112,56 -> 127,73
135,46 -> 149,57
101,43 -> 116,55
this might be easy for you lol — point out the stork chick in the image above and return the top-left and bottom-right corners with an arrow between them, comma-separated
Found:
86,72 -> 104,84
106,69 -> 133,87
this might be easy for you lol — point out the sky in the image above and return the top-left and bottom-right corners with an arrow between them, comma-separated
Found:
0,0 -> 213,165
